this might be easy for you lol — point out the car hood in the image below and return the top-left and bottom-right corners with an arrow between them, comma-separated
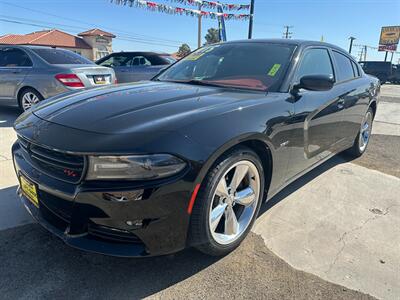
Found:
31,81 -> 262,134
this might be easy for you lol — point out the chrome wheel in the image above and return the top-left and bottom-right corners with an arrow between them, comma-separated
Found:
209,160 -> 261,245
21,92 -> 40,111
359,111 -> 373,152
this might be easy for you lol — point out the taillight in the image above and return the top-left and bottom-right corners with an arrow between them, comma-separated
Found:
114,78 -> 118,84
55,74 -> 84,88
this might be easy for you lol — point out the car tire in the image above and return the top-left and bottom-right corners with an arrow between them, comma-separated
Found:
189,146 -> 265,256
345,107 -> 374,158
18,88 -> 43,112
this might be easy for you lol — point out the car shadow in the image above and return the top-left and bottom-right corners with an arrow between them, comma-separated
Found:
0,185 -> 34,230
0,105 -> 21,128
259,154 -> 353,216
0,221 -> 220,299
258,153 -> 353,218
0,153 -> 355,298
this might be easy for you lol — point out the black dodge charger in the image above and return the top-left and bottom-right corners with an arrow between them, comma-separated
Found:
13,39 -> 379,257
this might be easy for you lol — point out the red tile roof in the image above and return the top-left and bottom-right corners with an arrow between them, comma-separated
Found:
0,29 -> 92,49
78,28 -> 116,38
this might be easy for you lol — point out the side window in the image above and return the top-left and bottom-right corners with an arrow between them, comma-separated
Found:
296,48 -> 334,81
128,56 -> 151,66
332,51 -> 355,82
351,61 -> 360,77
99,54 -> 130,67
0,48 -> 32,67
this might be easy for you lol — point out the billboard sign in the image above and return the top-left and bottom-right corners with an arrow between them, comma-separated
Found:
378,26 -> 400,52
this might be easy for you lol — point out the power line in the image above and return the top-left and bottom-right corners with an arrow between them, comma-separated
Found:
0,0 -> 190,46
0,15 -> 182,46
354,44 -> 378,61
0,18 -> 182,49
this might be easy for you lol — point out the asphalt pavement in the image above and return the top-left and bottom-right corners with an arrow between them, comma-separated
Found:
0,85 -> 399,299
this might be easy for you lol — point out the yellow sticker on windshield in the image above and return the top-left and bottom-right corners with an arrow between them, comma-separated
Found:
185,45 -> 219,61
186,53 -> 204,61
268,64 -> 281,76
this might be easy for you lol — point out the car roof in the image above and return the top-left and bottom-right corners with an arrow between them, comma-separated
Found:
359,61 -> 391,63
224,38 -> 347,53
110,51 -> 165,56
0,45 -> 67,50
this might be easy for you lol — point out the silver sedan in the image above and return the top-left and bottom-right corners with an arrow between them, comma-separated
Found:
0,45 -> 116,111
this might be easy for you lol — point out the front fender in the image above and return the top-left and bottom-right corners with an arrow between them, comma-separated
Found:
192,132 -> 276,187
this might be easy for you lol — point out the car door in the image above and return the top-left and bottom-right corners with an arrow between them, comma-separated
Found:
123,55 -> 155,82
0,47 -> 32,100
97,53 -> 131,83
331,50 -> 369,145
285,47 -> 345,181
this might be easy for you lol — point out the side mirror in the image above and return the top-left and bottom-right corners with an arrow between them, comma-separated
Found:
292,75 -> 334,94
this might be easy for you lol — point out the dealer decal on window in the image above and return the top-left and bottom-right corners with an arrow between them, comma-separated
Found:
268,64 -> 281,76
185,45 -> 220,61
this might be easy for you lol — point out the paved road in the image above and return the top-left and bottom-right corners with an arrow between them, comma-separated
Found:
0,85 -> 399,299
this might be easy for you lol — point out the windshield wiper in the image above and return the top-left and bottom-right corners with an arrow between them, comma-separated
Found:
161,79 -> 225,88
158,79 -> 267,92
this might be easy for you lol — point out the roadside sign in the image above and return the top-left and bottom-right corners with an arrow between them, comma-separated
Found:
378,26 -> 400,52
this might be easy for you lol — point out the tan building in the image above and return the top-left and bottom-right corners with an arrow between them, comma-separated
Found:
0,28 -> 115,61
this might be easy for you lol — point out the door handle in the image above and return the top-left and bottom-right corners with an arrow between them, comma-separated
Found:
12,70 -> 21,74
337,98 -> 345,109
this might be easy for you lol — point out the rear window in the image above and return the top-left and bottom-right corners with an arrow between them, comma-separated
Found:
32,48 -> 93,65
161,56 -> 176,64
97,53 -> 170,67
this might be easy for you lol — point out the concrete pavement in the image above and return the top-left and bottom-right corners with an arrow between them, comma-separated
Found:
0,106 -> 33,231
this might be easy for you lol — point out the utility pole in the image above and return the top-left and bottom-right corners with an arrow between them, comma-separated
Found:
358,47 -> 364,62
197,3 -> 202,48
248,0 -> 255,39
348,36 -> 356,54
283,25 -> 293,39
364,45 -> 367,61
354,44 -> 378,61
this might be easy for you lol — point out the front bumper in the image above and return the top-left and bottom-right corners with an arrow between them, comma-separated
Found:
13,141 -> 194,257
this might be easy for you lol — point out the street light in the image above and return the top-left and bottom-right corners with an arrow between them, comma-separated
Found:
348,36 -> 356,54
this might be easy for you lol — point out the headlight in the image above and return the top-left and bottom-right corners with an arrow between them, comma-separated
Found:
86,154 -> 186,180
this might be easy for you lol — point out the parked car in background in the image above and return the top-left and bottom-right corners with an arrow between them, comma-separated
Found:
96,51 -> 175,83
0,45 -> 116,111
391,64 -> 400,84
358,61 -> 400,84
13,40 -> 379,257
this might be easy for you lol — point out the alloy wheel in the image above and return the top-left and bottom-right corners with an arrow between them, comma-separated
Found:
359,111 -> 373,152
21,92 -> 40,111
209,160 -> 261,245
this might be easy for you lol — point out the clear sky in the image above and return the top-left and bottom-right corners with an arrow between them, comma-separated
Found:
0,0 -> 399,62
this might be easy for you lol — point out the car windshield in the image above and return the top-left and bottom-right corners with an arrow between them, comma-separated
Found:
161,56 -> 177,64
156,42 -> 296,91
32,48 -> 93,65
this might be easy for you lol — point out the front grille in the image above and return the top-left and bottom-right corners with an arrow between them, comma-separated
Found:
18,136 -> 85,184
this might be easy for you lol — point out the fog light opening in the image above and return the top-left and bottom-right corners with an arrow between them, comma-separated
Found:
126,220 -> 143,227
103,190 -> 144,202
